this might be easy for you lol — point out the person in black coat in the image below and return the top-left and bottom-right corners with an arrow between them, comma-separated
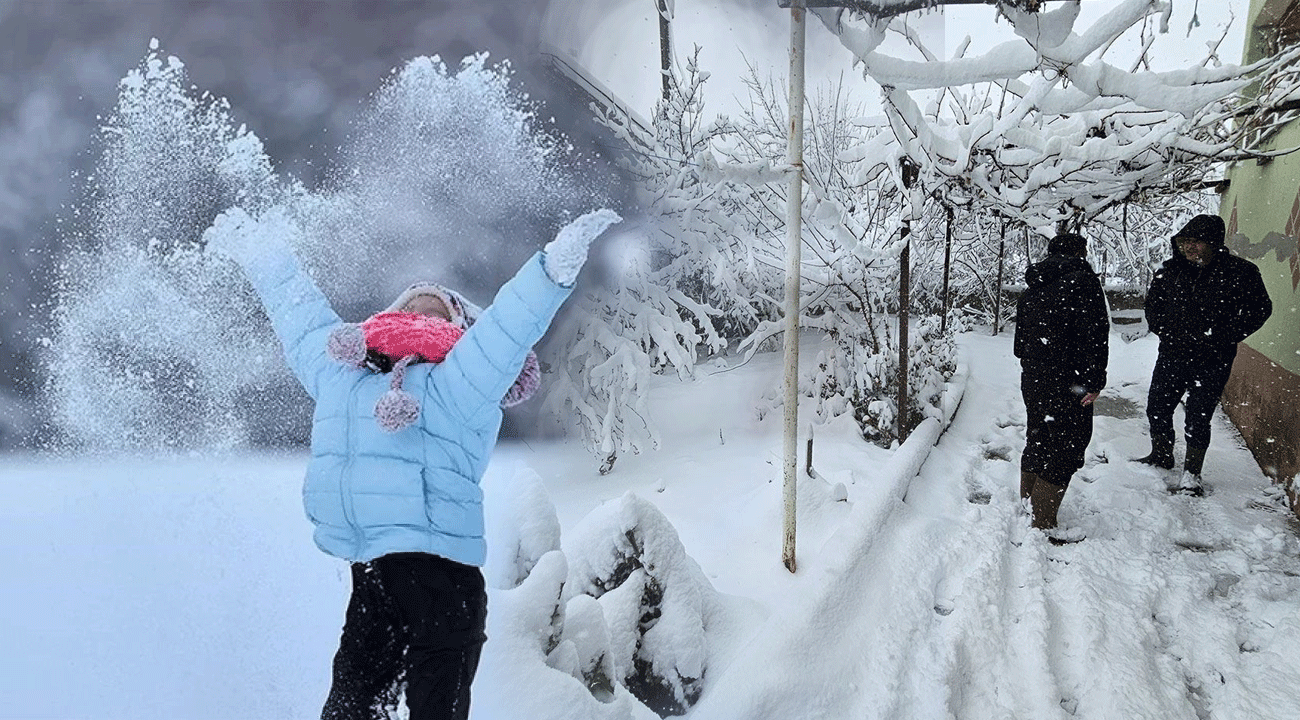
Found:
1136,214 -> 1273,490
1014,232 -> 1110,535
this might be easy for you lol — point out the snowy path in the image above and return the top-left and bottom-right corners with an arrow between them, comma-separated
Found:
690,332 -> 1300,720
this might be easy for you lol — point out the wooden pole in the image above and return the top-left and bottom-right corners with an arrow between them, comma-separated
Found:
992,220 -> 1006,336
897,224 -> 911,439
941,204 -> 953,333
806,430 -> 814,477
897,158 -> 917,440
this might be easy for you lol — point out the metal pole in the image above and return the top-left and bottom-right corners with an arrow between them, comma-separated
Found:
781,0 -> 806,575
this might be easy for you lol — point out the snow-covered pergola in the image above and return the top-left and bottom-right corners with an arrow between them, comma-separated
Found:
777,0 -> 1063,17
774,0 -> 1059,574
771,0 -> 1300,572
776,0 -> 1070,573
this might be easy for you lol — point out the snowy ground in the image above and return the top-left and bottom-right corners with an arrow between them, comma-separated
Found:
4,329 -> 1299,720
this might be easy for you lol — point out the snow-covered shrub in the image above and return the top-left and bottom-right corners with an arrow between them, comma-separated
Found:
553,594 -> 618,701
804,312 -> 956,447
481,477 -> 727,718
564,492 -> 724,717
477,549 -> 660,720
908,316 -> 958,423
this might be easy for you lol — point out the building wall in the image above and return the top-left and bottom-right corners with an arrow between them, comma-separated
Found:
1219,0 -> 1300,506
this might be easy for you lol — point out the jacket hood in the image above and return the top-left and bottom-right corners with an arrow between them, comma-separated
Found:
1025,253 -> 1095,289
1170,214 -> 1225,257
385,282 -> 479,330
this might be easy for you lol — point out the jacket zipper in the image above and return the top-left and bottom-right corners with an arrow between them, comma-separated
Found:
342,379 -> 364,559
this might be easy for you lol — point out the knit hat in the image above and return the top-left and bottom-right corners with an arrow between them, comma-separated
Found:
385,282 -> 468,328
325,283 -> 543,432
1047,232 -> 1087,257
1173,214 -> 1225,246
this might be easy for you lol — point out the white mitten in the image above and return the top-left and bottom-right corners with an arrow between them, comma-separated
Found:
203,206 -> 298,267
542,209 -> 622,286
203,207 -> 257,265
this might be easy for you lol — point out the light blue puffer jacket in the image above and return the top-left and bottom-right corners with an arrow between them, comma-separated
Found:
239,240 -> 571,565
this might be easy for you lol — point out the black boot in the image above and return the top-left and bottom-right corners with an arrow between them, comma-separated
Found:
1135,431 -> 1175,469
1184,445 -> 1208,476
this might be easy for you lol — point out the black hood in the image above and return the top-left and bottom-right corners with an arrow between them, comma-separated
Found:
1025,253 -> 1095,289
1170,214 -> 1226,258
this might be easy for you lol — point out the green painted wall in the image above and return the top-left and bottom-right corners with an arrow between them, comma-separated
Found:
1220,0 -> 1300,375
1245,0 -> 1271,64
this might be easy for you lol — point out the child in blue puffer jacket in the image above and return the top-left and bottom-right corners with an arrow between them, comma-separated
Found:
204,206 -> 620,720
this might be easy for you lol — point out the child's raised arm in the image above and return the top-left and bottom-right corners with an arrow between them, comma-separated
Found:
437,209 -> 620,424
204,206 -> 343,400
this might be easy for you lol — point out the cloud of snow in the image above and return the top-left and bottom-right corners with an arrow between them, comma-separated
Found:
44,43 -> 605,454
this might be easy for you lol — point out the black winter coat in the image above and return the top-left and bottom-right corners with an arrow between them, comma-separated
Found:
1145,241 -> 1272,361
1014,254 -> 1110,393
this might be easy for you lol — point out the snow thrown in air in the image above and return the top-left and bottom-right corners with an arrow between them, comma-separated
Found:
45,43 -> 601,453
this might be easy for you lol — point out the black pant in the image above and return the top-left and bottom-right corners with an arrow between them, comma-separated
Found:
321,553 -> 487,720
1147,347 -> 1235,450
1021,369 -> 1094,485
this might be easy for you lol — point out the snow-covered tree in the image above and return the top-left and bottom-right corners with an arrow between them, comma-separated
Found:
817,0 -> 1300,242
719,67 -> 962,442
544,50 -> 768,471
549,0 -> 1300,461
550,45 -> 963,454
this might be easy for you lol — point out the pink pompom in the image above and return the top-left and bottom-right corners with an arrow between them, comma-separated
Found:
327,324 -> 368,367
375,388 -> 420,432
502,351 -> 541,408
373,355 -> 421,431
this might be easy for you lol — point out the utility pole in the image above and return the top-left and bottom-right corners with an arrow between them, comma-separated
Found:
657,0 -> 672,100
781,0 -> 806,575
